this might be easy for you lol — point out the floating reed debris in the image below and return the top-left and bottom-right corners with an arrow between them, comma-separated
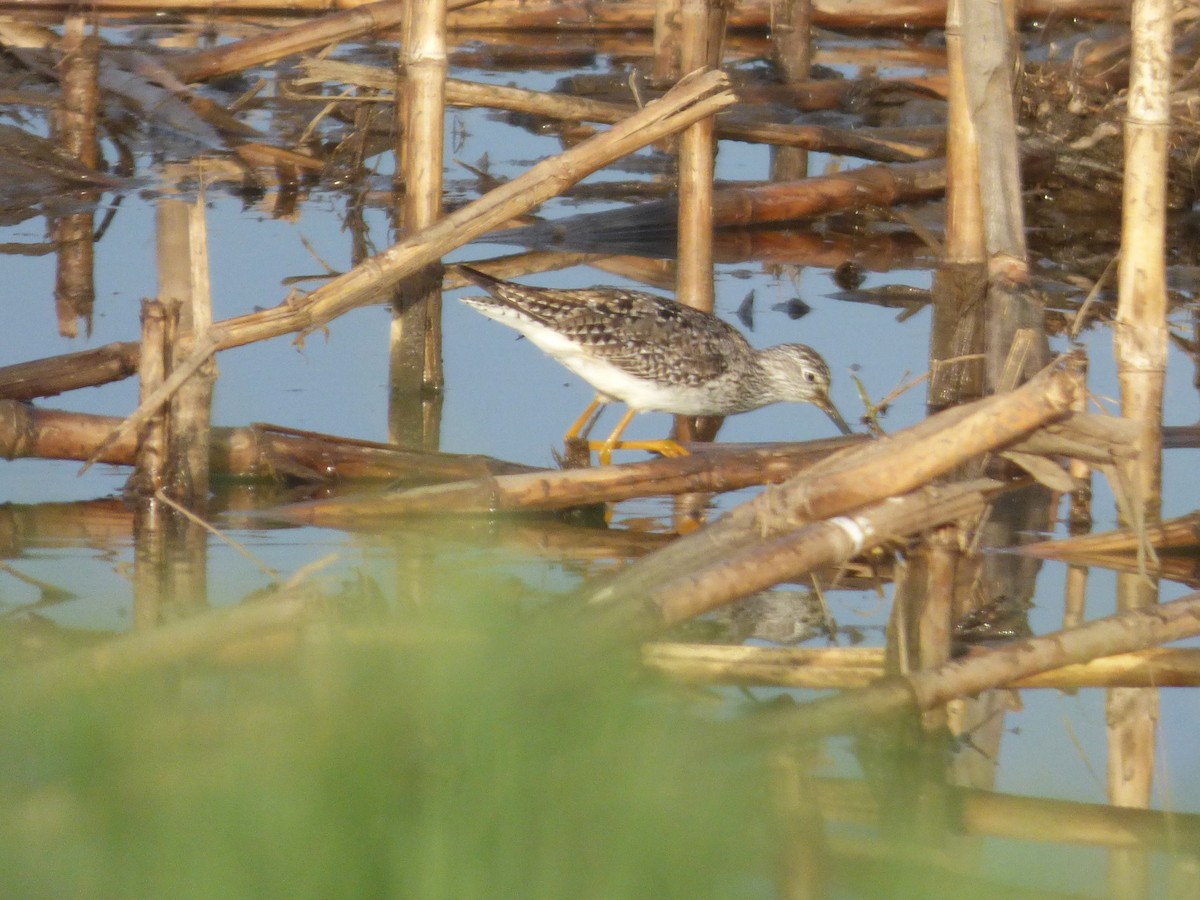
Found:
0,401 -> 535,483
764,590 -> 1200,739
643,644 -> 1200,690
271,437 -> 860,525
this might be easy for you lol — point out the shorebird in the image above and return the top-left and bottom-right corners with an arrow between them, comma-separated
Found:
456,265 -> 851,463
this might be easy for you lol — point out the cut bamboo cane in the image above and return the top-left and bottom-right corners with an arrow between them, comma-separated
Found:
50,18 -> 100,341
646,478 -> 1007,630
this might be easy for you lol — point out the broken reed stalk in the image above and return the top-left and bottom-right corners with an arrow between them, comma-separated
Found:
159,193 -> 217,505
78,69 -> 736,472
644,478 -> 1007,629
586,352 -> 1086,609
644,644 -> 1200,690
272,438 -> 859,525
766,589 -> 1200,739
1109,0 -> 1173,821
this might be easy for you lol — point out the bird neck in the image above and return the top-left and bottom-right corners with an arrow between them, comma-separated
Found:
734,347 -> 785,410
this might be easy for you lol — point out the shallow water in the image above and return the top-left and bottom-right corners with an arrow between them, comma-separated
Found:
0,15 -> 1198,898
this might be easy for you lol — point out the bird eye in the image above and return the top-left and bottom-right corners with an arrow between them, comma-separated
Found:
804,371 -> 817,383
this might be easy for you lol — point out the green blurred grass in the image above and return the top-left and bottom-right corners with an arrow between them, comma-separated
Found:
0,580 -> 777,900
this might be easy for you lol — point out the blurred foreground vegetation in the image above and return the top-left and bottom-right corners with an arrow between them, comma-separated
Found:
0,578 -> 780,899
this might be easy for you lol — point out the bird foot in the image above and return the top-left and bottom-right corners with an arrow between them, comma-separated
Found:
588,439 -> 691,465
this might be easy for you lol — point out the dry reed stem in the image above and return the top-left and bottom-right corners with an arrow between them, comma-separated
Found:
160,193 -> 217,504
1108,0 -> 1173,823
0,400 -> 537,481
166,0 -> 491,84
300,57 -> 939,161
131,300 -> 168,492
271,437 -> 858,524
768,589 -> 1200,739
648,478 -> 1006,628
1021,511 -> 1200,559
644,643 -> 1200,690
389,0 -> 448,434
676,0 -> 718,312
942,0 -> 984,265
587,352 -> 1085,607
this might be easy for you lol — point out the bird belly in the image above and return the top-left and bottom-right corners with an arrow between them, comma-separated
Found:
556,353 -> 725,415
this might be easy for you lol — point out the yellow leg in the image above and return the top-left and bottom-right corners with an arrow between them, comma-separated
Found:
593,407 -> 639,465
614,439 -> 690,458
564,395 -> 605,441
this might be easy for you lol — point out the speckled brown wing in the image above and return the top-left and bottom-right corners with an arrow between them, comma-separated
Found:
512,286 -> 752,388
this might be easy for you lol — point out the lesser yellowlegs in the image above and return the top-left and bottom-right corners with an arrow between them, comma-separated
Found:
456,265 -> 852,463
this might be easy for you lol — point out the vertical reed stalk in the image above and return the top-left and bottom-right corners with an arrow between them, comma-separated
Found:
169,193 -> 216,506
1108,0 -> 1171,891
768,0 -> 812,181
673,0 -> 723,449
928,0 -> 985,409
52,16 -> 100,340
131,299 -> 169,495
676,0 -> 718,314
959,0 -> 1049,392
391,0 -> 447,450
148,192 -> 216,507
651,0 -> 683,85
